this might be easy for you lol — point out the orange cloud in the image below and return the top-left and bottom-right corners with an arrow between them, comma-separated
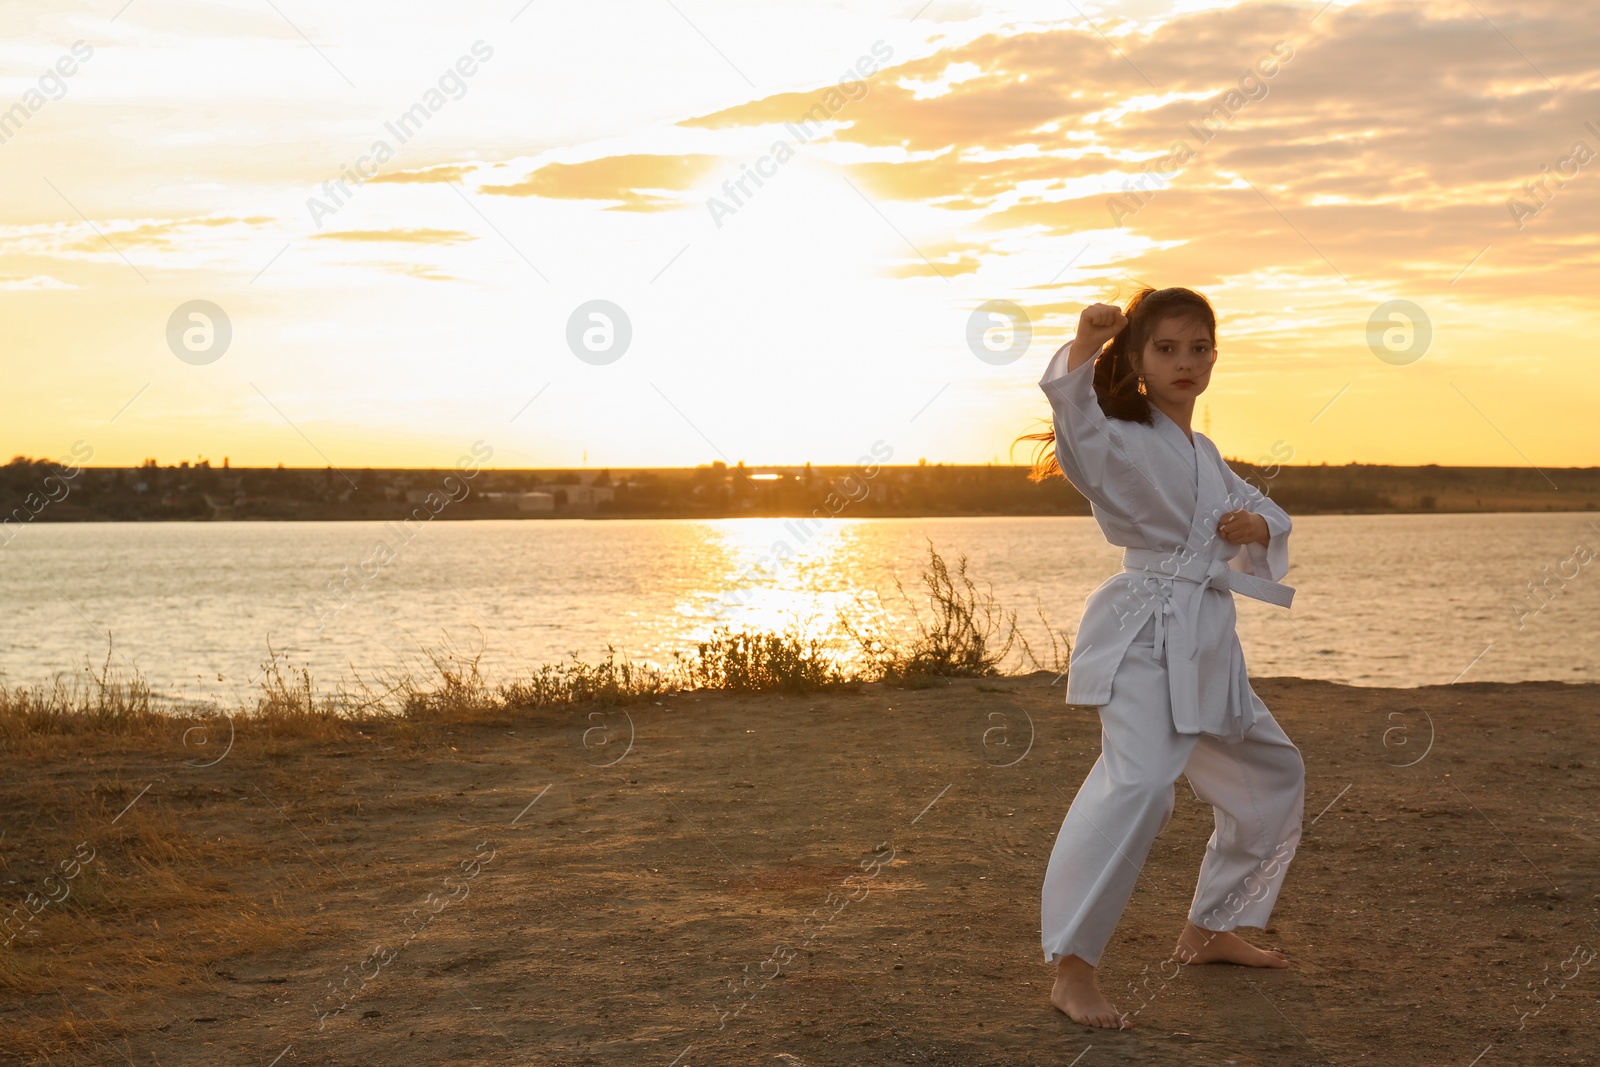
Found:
884,238 -> 991,278
655,3 -> 1600,301
480,153 -> 723,210
310,228 -> 477,244
60,215 -> 276,252
368,164 -> 474,184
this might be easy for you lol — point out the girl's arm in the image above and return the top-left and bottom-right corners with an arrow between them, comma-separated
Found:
1064,302 -> 1127,371
1038,334 -> 1132,516
1039,301 -> 1141,497
1219,465 -> 1292,582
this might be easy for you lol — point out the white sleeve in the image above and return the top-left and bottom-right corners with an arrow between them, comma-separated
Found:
1037,337 -> 1134,516
1222,461 -> 1292,582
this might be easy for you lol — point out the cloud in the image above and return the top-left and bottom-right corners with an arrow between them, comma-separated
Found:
58,215 -> 276,253
479,153 -> 724,210
310,228 -> 477,244
679,28 -> 1118,155
883,239 -> 992,278
368,165 -> 476,185
344,261 -> 461,281
0,274 -> 73,290
780,3 -> 1597,298
24,0 -> 1600,304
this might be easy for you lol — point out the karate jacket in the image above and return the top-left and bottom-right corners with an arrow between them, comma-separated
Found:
1039,336 -> 1295,739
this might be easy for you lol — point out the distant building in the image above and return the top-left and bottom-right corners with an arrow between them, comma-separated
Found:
475,490 -> 554,512
547,485 -> 615,510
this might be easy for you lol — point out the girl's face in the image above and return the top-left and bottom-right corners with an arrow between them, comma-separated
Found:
1132,314 -> 1216,407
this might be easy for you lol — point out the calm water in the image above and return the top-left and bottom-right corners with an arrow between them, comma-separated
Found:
2,514 -> 1596,705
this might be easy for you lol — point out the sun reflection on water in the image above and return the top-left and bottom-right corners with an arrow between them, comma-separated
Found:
676,517 -> 906,667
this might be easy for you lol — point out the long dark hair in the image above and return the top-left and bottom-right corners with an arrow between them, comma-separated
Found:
1015,286 -> 1216,482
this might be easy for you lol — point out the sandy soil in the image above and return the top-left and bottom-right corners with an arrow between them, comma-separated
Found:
3,673 -> 1598,1066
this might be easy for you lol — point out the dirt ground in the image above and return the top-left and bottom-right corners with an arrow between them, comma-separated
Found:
2,672 -> 1598,1066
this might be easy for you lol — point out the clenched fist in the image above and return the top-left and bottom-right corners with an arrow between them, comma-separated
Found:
1217,509 -> 1270,547
1068,302 -> 1128,362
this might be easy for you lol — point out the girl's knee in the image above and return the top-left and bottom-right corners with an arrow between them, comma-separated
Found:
1110,776 -> 1177,824
1269,744 -> 1306,792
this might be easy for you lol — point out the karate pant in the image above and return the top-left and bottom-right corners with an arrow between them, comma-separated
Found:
1041,615 -> 1305,967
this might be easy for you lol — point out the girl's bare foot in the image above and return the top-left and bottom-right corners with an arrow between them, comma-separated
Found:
1174,920 -> 1289,967
1050,954 -> 1131,1029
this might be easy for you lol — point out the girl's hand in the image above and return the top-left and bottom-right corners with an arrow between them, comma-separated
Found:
1069,302 -> 1128,361
1218,510 -> 1269,546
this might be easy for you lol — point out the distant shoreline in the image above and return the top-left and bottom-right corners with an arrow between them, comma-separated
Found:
5,459 -> 1598,524
8,505 -> 1600,522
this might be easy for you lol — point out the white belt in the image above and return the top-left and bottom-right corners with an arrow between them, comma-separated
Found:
1119,547 -> 1293,735
1123,547 -> 1293,607
1120,546 -> 1294,663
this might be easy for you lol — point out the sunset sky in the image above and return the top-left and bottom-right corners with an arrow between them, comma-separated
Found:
2,0 -> 1595,470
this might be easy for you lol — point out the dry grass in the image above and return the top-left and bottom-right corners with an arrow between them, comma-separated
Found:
0,794 -> 307,1058
675,626 -> 851,692
0,544 -> 1072,1062
839,539 -> 1071,687
0,545 -> 1070,749
0,648 -> 164,744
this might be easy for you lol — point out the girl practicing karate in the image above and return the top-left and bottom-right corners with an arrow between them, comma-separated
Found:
1024,286 -> 1305,1029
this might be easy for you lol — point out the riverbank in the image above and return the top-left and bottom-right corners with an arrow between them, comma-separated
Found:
2,671 -> 1595,1065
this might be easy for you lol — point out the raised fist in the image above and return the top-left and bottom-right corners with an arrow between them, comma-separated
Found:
1077,302 -> 1128,350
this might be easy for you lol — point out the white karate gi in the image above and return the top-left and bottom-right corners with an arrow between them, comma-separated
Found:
1037,338 -> 1305,967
